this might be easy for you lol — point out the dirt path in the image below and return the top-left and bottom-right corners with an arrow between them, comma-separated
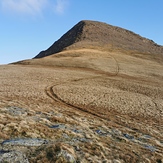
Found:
44,51 -> 120,120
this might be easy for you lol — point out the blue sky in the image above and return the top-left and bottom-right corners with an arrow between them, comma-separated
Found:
0,0 -> 163,64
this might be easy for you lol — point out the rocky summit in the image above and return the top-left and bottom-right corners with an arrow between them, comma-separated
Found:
0,20 -> 163,162
35,20 -> 163,59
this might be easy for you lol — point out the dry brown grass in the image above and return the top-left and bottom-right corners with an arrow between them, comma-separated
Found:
0,47 -> 163,162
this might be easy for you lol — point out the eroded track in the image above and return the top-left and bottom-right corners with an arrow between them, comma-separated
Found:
44,53 -> 120,121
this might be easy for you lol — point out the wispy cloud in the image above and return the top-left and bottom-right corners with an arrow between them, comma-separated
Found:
54,0 -> 69,14
0,0 -> 69,16
0,0 -> 48,15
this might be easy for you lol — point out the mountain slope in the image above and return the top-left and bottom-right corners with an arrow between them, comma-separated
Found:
34,20 -> 163,58
1,20 -> 163,162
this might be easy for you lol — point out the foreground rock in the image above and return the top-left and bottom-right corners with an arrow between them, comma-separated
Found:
0,139 -> 77,163
0,150 -> 29,163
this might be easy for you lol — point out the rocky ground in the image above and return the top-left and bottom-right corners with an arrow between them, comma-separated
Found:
0,49 -> 163,162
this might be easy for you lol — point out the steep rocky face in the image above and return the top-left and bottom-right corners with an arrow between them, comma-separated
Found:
34,20 -> 163,58
34,21 -> 85,58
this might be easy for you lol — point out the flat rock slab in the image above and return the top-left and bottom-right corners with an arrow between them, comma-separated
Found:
1,138 -> 48,147
5,106 -> 28,116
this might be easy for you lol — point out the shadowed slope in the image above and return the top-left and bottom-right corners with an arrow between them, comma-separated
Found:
34,20 -> 163,59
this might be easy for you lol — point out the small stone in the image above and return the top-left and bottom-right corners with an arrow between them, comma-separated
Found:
57,150 -> 76,163
145,158 -> 151,163
2,127 -> 10,132
107,160 -> 113,163
113,159 -> 121,163
102,160 -> 109,163
85,133 -> 91,139
74,146 -> 80,151
0,124 -> 4,129
87,157 -> 92,161
85,153 -> 90,158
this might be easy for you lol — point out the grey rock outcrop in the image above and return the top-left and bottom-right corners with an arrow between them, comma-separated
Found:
0,150 -> 29,163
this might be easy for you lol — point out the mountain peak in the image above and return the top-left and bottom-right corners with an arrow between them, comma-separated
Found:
34,20 -> 163,58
